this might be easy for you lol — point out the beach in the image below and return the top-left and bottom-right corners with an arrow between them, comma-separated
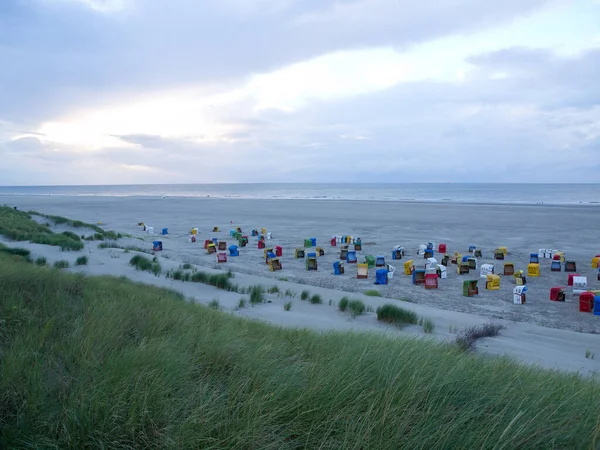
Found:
1,194 -> 600,375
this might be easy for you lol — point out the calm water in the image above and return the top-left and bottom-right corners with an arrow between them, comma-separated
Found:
0,184 -> 599,205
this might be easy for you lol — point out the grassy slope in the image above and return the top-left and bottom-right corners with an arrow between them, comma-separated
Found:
1,257 -> 600,448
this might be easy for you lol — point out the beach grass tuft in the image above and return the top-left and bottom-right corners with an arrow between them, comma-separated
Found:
53,259 -> 70,269
250,285 -> 265,304
309,294 -> 323,304
35,257 -> 47,266
129,255 -> 161,276
75,256 -> 88,266
0,253 -> 599,448
300,290 -> 310,300
348,300 -> 366,317
376,304 -> 418,325
207,299 -> 221,310
364,289 -> 381,297
455,323 -> 504,352
338,296 -> 349,312
284,301 -> 292,311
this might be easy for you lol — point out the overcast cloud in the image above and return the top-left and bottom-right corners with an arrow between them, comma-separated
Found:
0,0 -> 599,184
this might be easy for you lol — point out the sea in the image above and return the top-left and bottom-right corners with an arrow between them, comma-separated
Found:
0,184 -> 599,206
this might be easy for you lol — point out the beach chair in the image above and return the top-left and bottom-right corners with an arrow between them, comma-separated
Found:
261,228 -> 267,235
530,253 -> 539,264
152,241 -> 163,251
295,248 -> 305,259
494,249 -> 505,260
365,255 -> 375,268
258,240 -> 265,249
375,269 -> 388,285
207,243 -> 216,254
204,239 -> 212,249
451,253 -> 461,264
425,273 -> 438,289
551,260 -> 561,272
386,264 -> 396,279
265,251 -> 276,264
513,270 -> 526,286
212,226 -> 219,232
565,260 -> 577,272
441,254 -> 450,266
463,280 -> 479,297
392,246 -> 404,260
275,246 -> 282,257
188,235 -> 196,243
252,229 -> 258,236
190,228 -> 198,235
592,256 -> 600,269
573,276 -> 588,295
468,245 -> 477,253
527,263 -> 540,277
425,257 -> 438,271
438,243 -> 447,253
354,239 -> 362,251
595,296 -> 600,316
486,274 -> 501,290
550,287 -> 566,302
457,263 -> 470,275
161,228 -> 168,235
503,263 -> 515,276
306,255 -> 318,271
330,237 -> 337,247
579,292 -> 594,312
212,237 -> 218,245
357,264 -> 369,279
437,265 -> 447,279
316,247 -> 325,256
217,252 -> 227,263
340,246 -> 348,260
480,264 -> 494,278
467,257 -> 477,270
236,227 -> 242,233
266,232 -> 272,240
239,236 -> 248,247
412,269 -> 426,285
567,273 -> 580,286
404,260 -> 414,275
424,249 -> 434,259
269,258 -> 282,272
347,251 -> 358,264
264,248 -> 274,259
513,286 -> 527,304
553,251 -> 565,262
218,241 -> 227,251
427,242 -> 434,250
333,261 -> 344,275
304,239 -> 312,248
310,238 -> 317,247
376,255 -> 385,267
474,249 -> 482,258
498,247 -> 508,255
147,226 -> 154,234
229,245 -> 239,256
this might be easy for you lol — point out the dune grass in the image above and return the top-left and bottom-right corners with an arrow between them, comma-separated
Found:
310,294 -> 323,304
75,255 -> 88,266
456,323 -> 504,352
364,289 -> 381,297
128,255 -> 161,276
53,259 -> 70,269
1,255 -> 599,448
376,304 -> 419,325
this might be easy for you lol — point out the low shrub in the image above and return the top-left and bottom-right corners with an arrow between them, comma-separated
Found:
237,298 -> 247,309
338,296 -> 349,312
284,301 -> 292,311
207,299 -> 221,310
35,257 -> 47,266
300,290 -> 310,300
129,255 -> 161,276
181,263 -> 193,270
268,285 -> 280,294
376,304 -> 418,325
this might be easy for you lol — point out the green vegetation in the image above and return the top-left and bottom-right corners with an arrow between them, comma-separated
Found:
129,255 -> 161,276
207,299 -> 221,310
300,290 -> 310,300
29,211 -> 123,240
181,262 -> 193,270
456,323 -> 504,352
237,298 -> 247,309
284,288 -> 296,298
0,245 -> 32,264
75,255 -> 88,266
35,257 -> 47,266
348,299 -> 366,317
249,285 -> 265,304
267,285 -> 280,294
364,289 -> 381,297
339,296 -> 349,312
1,254 -> 598,448
422,318 -> 435,333
284,301 -> 292,311
376,304 -> 419,325
189,271 -> 236,291
310,294 -> 323,304
53,260 -> 70,269
586,350 -> 595,359
0,206 -> 83,251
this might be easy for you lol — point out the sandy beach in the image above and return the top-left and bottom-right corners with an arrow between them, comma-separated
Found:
2,195 -> 600,376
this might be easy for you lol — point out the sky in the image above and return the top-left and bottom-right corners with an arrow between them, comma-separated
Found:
0,0 -> 599,185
